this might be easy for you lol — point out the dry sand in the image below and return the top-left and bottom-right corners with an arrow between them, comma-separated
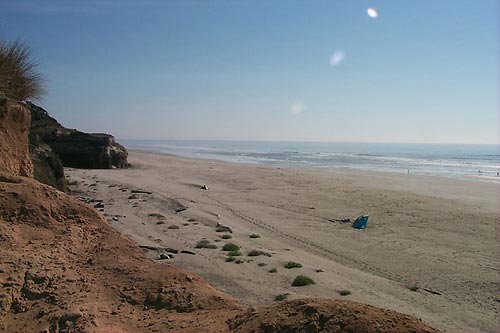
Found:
66,151 -> 499,333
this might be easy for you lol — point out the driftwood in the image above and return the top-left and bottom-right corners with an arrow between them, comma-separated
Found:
131,189 -> 153,194
327,218 -> 351,224
139,245 -> 179,254
215,222 -> 232,233
422,288 -> 442,296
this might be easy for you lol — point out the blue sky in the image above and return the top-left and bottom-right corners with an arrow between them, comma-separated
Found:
1,0 -> 498,144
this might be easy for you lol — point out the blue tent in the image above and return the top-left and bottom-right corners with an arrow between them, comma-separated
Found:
352,215 -> 369,229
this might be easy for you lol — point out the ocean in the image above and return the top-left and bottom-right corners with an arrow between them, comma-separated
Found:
121,140 -> 500,180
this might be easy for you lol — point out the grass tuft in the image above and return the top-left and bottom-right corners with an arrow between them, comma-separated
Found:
222,243 -> 240,252
0,39 -> 46,101
284,261 -> 302,269
221,234 -> 232,239
268,268 -> 277,273
248,250 -> 271,257
291,275 -> 315,287
275,293 -> 289,301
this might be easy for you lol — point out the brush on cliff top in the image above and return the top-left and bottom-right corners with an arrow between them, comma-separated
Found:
0,39 -> 46,101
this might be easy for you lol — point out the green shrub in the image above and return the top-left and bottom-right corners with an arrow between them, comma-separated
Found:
268,268 -> 277,273
226,256 -> 236,262
128,194 -> 137,199
222,243 -> 240,252
275,293 -> 289,301
409,285 -> 419,292
249,234 -> 260,238
258,262 -> 267,267
221,234 -> 232,239
291,275 -> 315,287
284,261 -> 302,269
248,250 -> 271,257
228,250 -> 241,256
338,290 -> 351,296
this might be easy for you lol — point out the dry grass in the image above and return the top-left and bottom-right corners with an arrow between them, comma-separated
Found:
0,39 -> 45,101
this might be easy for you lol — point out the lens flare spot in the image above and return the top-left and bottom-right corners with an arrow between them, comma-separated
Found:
329,50 -> 345,67
367,8 -> 378,18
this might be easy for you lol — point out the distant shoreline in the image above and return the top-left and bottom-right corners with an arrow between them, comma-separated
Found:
126,146 -> 500,183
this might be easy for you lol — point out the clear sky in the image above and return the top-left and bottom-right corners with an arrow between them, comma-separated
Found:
1,0 -> 498,144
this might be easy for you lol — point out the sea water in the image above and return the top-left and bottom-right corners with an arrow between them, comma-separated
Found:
121,140 -> 500,179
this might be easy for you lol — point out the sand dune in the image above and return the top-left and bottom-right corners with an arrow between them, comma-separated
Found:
66,151 -> 499,332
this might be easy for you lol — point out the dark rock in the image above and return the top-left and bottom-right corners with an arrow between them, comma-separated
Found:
28,102 -> 129,169
29,143 -> 67,192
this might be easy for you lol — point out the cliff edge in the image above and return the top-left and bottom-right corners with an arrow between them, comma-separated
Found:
28,102 -> 128,170
0,94 -> 33,177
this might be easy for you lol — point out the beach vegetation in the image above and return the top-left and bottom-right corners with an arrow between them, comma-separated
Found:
284,261 -> 302,269
235,259 -> 244,264
258,262 -> 266,266
338,290 -> 351,296
249,234 -> 260,238
291,275 -> 315,287
221,234 -> 232,239
222,243 -> 239,252
128,194 -> 137,199
0,39 -> 45,101
248,249 -> 272,257
275,293 -> 289,301
228,250 -> 241,256
226,256 -> 236,262
268,268 -> 277,273
167,225 -> 179,230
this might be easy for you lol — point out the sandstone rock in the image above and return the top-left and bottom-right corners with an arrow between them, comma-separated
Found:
0,93 -> 33,177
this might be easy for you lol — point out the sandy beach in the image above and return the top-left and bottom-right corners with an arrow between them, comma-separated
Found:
66,151 -> 499,333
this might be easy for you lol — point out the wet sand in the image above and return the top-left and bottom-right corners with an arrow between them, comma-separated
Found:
66,151 -> 499,333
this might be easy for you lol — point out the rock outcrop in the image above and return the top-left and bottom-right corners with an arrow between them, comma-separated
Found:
0,93 -> 33,177
28,102 -> 128,169
29,142 -> 67,192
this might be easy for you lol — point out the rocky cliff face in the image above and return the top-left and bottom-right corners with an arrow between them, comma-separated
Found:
28,102 -> 129,169
0,93 -> 33,177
